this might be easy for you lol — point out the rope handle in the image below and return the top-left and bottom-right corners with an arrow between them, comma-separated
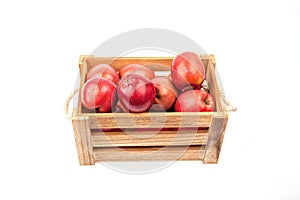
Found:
219,90 -> 237,112
64,88 -> 79,119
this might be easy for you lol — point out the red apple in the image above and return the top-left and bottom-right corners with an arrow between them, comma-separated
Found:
171,52 -> 205,90
117,74 -> 155,113
119,64 -> 155,80
174,90 -> 214,112
86,64 -> 119,84
151,77 -> 178,111
81,77 -> 117,112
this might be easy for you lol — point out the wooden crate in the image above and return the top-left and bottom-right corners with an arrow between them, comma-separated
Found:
71,55 -> 230,165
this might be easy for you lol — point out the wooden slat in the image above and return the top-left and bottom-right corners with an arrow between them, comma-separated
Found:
91,129 -> 208,147
76,58 -> 88,114
200,54 -> 214,72
85,56 -> 212,72
88,112 -> 212,129
86,57 -> 173,71
93,146 -> 204,161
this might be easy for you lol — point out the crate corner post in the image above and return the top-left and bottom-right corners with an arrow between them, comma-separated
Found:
203,113 -> 228,164
72,115 -> 95,166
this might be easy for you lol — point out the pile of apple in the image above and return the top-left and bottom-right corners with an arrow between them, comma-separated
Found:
81,52 -> 214,113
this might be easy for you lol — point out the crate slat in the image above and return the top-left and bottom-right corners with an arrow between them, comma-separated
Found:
91,128 -> 208,147
88,112 -> 212,129
86,57 -> 173,71
93,146 -> 204,162
84,55 -> 213,72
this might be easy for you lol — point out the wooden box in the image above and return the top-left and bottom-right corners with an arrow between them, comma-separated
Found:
71,55 -> 233,165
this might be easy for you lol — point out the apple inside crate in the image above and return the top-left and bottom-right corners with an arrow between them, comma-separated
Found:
71,55 -> 228,165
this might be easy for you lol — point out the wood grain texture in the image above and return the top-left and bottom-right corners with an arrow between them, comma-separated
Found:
206,59 -> 224,113
88,112 -> 212,129
77,58 -> 89,114
85,55 -> 213,72
72,116 -> 95,165
203,115 -> 227,164
86,57 -> 173,71
93,146 -> 204,162
203,58 -> 228,163
91,128 -> 208,147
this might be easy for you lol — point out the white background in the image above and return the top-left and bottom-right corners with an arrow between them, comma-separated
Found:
0,0 -> 299,199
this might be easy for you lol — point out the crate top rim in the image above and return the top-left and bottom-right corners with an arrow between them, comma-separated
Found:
72,109 -> 227,119
79,54 -> 216,68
